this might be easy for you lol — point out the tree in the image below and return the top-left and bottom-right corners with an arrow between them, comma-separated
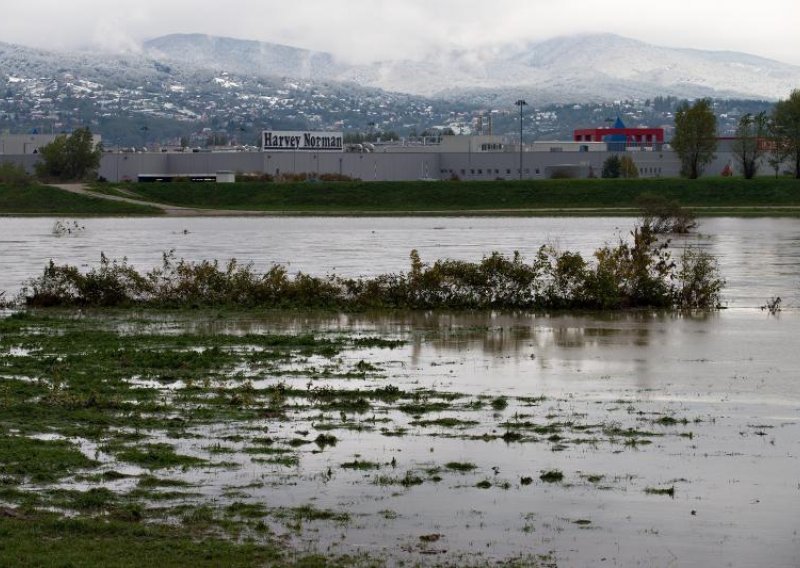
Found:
0,162 -> 32,188
771,89 -> 800,178
35,127 -> 102,181
767,152 -> 786,178
732,112 -> 768,179
206,132 -> 229,147
601,155 -> 621,178
671,99 -> 717,179
619,155 -> 639,178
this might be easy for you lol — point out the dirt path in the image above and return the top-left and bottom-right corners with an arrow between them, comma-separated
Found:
49,184 -> 268,216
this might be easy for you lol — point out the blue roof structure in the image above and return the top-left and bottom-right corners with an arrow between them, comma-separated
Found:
603,117 -> 628,151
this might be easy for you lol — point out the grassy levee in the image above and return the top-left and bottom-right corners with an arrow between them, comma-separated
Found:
0,183 -> 162,216
116,177 -> 800,215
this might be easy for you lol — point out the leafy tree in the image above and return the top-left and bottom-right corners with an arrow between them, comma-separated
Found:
0,162 -> 33,188
771,89 -> 800,178
672,99 -> 717,179
601,155 -> 621,178
732,112 -> 769,179
619,155 -> 639,178
35,127 -> 102,181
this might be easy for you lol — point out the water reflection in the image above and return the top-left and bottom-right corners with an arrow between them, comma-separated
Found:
110,308 -> 799,405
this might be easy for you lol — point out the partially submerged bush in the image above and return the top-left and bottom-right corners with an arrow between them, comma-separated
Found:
674,248 -> 724,309
21,229 -> 723,311
636,193 -> 697,234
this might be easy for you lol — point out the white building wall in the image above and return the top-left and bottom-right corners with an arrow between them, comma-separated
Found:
93,148 -> 702,182
0,138 -> 781,182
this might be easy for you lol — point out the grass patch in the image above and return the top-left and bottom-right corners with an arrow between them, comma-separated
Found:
539,470 -> 564,483
410,417 -> 479,428
398,402 -> 451,415
0,514 -> 293,567
644,486 -> 676,497
314,434 -> 338,449
109,178 -> 800,215
445,461 -> 478,472
0,183 -> 162,216
0,435 -> 97,483
274,505 -> 350,523
582,474 -> 604,484
113,443 -> 205,470
137,476 -> 193,489
341,460 -> 381,471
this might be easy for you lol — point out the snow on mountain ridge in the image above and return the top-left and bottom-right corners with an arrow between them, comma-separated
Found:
143,34 -> 347,81
4,32 -> 800,103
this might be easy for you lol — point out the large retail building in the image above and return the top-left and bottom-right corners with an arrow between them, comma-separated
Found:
0,126 -> 753,183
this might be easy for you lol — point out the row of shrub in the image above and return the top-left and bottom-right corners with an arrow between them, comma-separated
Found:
234,172 -> 359,183
19,226 -> 723,311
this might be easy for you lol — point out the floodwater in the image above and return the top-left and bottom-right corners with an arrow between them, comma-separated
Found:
49,309 -> 799,567
2,216 -> 799,566
1,216 -> 799,307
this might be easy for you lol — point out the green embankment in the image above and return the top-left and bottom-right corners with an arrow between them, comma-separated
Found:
0,184 -> 162,216
116,178 -> 800,215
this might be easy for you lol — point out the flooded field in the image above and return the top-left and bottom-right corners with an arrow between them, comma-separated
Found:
2,216 -> 800,308
0,216 -> 799,566
1,309 -> 798,566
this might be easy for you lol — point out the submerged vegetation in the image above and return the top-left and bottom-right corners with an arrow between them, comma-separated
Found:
636,193 -> 698,234
0,303 -> 791,565
19,226 -> 723,311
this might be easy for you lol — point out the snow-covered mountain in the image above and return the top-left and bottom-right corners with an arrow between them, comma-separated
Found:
144,34 -> 349,81
143,32 -> 800,102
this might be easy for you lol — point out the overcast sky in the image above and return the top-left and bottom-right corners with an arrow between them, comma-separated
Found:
3,0 -> 799,66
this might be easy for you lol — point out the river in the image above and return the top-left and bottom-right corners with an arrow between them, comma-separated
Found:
2,216 -> 799,308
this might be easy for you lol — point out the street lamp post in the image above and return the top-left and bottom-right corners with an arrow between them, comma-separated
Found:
515,99 -> 527,181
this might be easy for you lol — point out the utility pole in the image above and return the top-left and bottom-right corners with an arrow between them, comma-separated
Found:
515,99 -> 527,181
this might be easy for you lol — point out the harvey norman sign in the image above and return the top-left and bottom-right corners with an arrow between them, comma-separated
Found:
262,131 -> 343,152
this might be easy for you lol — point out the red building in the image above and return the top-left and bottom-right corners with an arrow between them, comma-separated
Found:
573,117 -> 664,148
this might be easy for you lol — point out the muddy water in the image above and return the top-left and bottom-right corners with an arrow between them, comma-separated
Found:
1,216 -> 799,307
83,310 -> 800,567
2,216 -> 799,565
